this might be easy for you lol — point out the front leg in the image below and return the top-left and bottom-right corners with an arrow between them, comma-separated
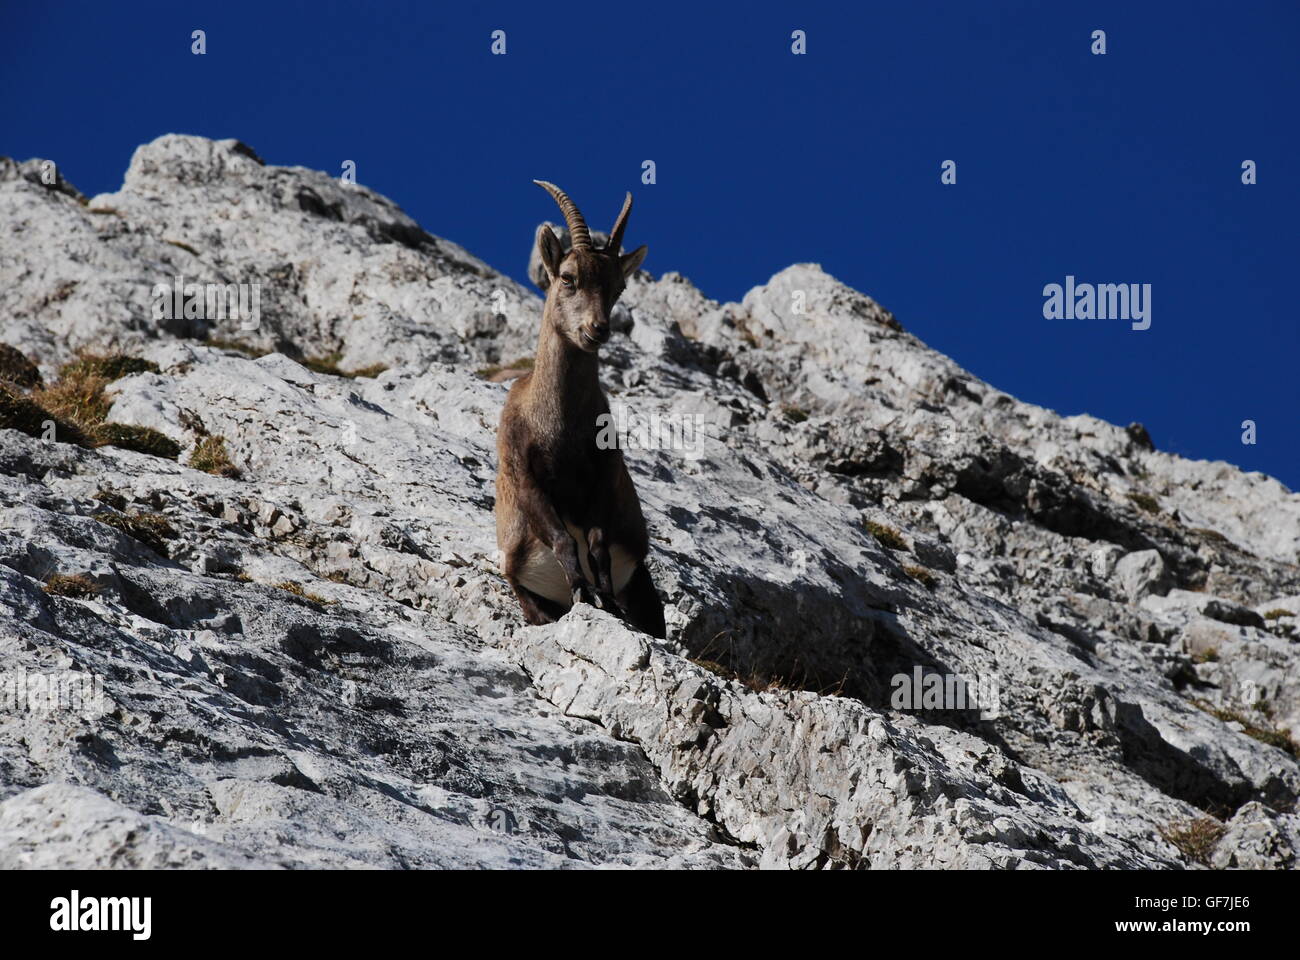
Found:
516,480 -> 594,606
586,526 -> 622,614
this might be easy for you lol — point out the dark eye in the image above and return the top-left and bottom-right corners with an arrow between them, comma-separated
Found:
560,274 -> 575,287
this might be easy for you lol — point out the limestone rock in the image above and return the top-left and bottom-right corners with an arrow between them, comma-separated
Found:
2,135 -> 1299,870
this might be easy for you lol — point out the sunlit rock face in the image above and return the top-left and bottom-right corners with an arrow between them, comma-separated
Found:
1,136 -> 1297,869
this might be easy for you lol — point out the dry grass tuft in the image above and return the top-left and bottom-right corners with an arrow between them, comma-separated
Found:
299,351 -> 390,379
32,369 -> 113,427
345,363 -> 388,379
204,337 -> 272,359
43,573 -> 101,598
91,423 -> 181,459
188,436 -> 241,478
686,632 -> 850,698
56,352 -> 159,383
95,511 -> 177,555
866,520 -> 909,552
1159,816 -> 1225,866
2,349 -> 176,458
476,357 -> 534,382
1192,698 -> 1297,757
903,564 -> 937,588
276,581 -> 332,605
0,384 -> 89,444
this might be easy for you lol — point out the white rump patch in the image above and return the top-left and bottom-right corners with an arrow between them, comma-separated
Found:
517,521 -> 637,606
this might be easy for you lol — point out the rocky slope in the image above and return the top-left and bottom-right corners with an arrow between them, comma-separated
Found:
0,135 -> 1297,869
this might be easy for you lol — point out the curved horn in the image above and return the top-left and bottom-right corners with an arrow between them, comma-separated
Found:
533,180 -> 591,250
606,191 -> 633,255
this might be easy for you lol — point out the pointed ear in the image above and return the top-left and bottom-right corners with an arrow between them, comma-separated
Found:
620,244 -> 647,279
536,224 -> 564,283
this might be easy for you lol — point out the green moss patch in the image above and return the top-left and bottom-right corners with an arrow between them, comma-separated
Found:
1128,492 -> 1160,514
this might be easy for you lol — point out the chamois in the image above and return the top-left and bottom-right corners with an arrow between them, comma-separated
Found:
494,181 -> 665,638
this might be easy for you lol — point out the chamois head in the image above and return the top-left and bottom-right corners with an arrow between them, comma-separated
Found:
533,180 -> 647,353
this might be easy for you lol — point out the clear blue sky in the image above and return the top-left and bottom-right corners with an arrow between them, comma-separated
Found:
4,1 -> 1297,488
